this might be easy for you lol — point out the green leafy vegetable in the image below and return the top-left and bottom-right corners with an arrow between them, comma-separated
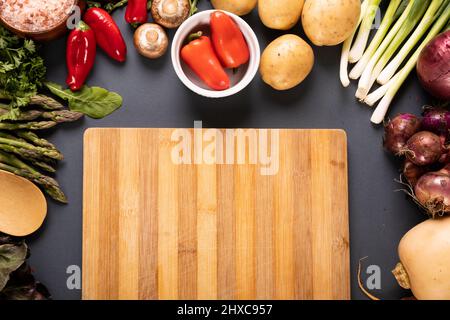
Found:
86,0 -> 130,12
0,240 -> 27,291
0,264 -> 51,300
0,234 -> 50,300
45,82 -> 123,119
190,0 -> 199,16
0,26 -> 46,120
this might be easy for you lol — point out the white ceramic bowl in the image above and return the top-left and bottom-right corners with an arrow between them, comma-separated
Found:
171,10 -> 260,98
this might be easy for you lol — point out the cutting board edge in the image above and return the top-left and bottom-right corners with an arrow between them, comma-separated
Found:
83,127 -> 348,134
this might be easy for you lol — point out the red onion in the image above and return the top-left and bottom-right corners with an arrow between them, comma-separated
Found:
415,164 -> 450,217
403,131 -> 442,166
417,30 -> 450,100
422,107 -> 450,134
403,160 -> 426,187
384,113 -> 422,155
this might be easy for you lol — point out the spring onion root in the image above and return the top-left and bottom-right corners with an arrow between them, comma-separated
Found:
349,0 -> 382,63
371,5 -> 450,124
340,0 -> 369,87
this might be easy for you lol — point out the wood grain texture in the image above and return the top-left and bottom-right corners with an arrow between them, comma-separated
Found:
83,128 -> 350,300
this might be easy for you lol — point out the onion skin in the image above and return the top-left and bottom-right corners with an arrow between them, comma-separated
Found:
414,164 -> 450,217
417,30 -> 450,100
422,107 -> 450,134
384,113 -> 422,155
404,131 -> 442,166
403,160 -> 426,187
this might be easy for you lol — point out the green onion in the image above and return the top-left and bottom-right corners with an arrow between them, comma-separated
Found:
349,0 -> 382,63
349,0 -> 405,80
393,0 -> 410,21
358,0 -> 430,99
371,3 -> 450,124
364,73 -> 401,106
355,0 -> 415,99
377,0 -> 446,84
340,0 -> 369,87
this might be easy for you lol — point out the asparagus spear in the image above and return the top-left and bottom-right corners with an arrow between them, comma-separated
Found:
41,110 -> 84,123
0,121 -> 57,130
0,131 -> 27,143
0,105 -> 42,121
0,105 -> 83,123
0,144 -> 56,172
0,108 -> 84,123
15,131 -> 57,150
0,131 -> 58,170
0,143 -> 46,160
24,159 -> 56,173
0,136 -> 63,160
29,95 -> 64,110
0,131 -> 58,151
0,151 -> 67,203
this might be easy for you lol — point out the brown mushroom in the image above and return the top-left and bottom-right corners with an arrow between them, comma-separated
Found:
151,0 -> 190,29
133,23 -> 169,59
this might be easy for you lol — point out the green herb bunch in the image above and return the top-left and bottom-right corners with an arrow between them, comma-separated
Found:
0,27 -> 46,119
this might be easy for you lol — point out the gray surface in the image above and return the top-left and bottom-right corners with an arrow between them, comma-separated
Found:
28,2 -> 428,300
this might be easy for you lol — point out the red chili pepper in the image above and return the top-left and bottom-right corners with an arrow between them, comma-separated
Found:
125,0 -> 148,25
181,34 -> 230,91
210,11 -> 250,69
66,21 -> 96,92
84,8 -> 127,62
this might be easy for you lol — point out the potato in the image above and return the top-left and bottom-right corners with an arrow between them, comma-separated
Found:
211,0 -> 257,16
260,34 -> 314,91
259,0 -> 304,30
302,0 -> 360,46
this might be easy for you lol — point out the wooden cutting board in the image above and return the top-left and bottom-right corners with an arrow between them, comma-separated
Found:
83,128 -> 350,300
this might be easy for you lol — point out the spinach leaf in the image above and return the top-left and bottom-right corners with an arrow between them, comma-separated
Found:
0,242 -> 27,291
45,82 -> 123,119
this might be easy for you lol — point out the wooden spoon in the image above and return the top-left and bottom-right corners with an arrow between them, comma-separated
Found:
0,170 -> 47,236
